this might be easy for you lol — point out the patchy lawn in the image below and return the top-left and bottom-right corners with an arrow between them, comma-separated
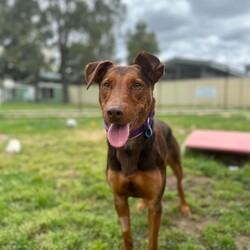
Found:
0,113 -> 249,249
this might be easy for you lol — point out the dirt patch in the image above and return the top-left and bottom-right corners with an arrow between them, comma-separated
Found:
0,134 -> 8,142
75,130 -> 106,142
173,215 -> 215,237
166,174 -> 217,238
186,175 -> 213,186
236,235 -> 250,250
166,173 -> 212,191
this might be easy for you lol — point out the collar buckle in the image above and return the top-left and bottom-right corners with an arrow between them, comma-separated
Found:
145,117 -> 153,138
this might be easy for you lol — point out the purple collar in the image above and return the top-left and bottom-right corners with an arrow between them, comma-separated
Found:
104,112 -> 154,140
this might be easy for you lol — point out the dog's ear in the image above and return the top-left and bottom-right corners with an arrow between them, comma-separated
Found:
133,51 -> 165,84
85,60 -> 114,89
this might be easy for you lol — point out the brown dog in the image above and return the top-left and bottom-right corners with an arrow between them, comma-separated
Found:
85,51 -> 190,250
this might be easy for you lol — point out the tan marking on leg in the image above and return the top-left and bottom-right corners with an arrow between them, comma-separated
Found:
119,216 -> 129,232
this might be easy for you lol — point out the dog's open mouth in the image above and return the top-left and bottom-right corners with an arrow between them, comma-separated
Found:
107,116 -> 139,148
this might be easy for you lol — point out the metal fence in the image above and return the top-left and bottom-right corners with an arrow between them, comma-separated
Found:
70,77 -> 250,109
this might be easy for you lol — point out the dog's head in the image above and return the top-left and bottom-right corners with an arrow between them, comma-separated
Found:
84,51 -> 165,148
85,51 -> 164,89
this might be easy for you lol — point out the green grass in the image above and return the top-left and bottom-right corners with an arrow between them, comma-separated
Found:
0,112 -> 250,249
0,102 -> 99,111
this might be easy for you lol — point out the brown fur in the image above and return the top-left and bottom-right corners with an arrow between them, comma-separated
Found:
85,51 -> 190,250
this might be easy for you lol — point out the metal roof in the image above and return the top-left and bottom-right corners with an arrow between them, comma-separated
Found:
166,57 -> 243,76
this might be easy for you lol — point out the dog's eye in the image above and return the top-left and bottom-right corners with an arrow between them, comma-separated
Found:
132,81 -> 144,90
102,81 -> 111,89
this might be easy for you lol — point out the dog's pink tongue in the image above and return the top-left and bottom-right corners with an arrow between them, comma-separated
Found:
108,124 -> 129,148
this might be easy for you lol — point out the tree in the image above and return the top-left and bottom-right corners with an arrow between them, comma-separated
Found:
43,0 -> 125,103
0,0 -> 125,103
0,0 -> 49,81
0,0 -> 50,101
126,21 -> 159,64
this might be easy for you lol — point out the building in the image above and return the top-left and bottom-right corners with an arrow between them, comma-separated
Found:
0,71 -> 63,103
164,58 -> 243,80
36,71 -> 63,103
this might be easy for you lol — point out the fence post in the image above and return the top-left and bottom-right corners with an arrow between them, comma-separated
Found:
223,67 -> 229,109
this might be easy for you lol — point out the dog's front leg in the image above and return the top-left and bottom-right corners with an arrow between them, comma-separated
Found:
147,199 -> 162,250
114,195 -> 132,250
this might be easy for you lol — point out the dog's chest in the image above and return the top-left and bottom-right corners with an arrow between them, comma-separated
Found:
108,134 -> 166,176
116,145 -> 160,176
116,146 -> 140,176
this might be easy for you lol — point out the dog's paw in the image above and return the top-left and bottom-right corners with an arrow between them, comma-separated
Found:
136,200 -> 147,211
181,204 -> 191,216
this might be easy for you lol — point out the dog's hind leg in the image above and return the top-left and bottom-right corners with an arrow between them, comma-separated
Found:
167,137 -> 191,216
169,159 -> 191,216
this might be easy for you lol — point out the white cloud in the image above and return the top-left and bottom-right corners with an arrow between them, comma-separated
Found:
118,0 -> 250,71
206,35 -> 219,46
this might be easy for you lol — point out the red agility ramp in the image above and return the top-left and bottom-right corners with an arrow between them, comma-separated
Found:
184,130 -> 250,154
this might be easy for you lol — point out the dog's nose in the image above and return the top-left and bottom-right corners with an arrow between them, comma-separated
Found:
107,105 -> 124,121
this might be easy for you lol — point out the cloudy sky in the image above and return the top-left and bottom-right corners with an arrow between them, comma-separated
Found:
117,0 -> 250,72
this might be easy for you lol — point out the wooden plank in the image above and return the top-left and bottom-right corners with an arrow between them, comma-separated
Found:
185,130 -> 250,153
